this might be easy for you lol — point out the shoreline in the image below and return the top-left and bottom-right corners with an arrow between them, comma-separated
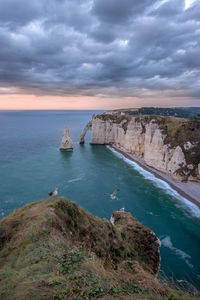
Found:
110,144 -> 200,209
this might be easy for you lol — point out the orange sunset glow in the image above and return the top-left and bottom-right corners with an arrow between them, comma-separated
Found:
0,94 -> 197,110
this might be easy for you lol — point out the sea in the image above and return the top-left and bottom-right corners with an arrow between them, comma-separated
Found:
0,110 -> 200,287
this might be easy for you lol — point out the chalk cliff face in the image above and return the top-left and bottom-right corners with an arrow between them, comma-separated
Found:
80,121 -> 92,143
60,125 -> 73,150
88,114 -> 200,182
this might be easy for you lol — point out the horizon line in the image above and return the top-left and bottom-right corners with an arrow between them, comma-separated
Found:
1,105 -> 200,111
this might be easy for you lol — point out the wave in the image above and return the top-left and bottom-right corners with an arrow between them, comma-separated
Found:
107,146 -> 200,218
55,177 -> 82,189
161,236 -> 193,269
68,177 -> 82,183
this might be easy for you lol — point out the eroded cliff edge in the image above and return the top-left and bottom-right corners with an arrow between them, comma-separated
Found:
87,113 -> 200,182
0,197 -> 197,300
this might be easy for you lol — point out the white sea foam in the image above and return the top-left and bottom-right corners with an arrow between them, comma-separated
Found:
147,212 -> 154,215
68,177 -> 82,183
161,236 -> 193,269
107,146 -> 200,218
55,177 -> 82,189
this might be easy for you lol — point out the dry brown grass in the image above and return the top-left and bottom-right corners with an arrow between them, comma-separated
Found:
0,197 -> 199,300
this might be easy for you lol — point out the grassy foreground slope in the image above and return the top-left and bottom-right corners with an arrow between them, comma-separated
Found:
0,197 -> 199,300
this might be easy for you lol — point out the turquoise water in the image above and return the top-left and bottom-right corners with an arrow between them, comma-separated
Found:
0,110 -> 200,287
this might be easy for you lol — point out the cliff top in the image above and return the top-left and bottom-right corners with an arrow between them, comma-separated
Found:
0,197 -> 198,299
96,112 -> 200,147
106,107 -> 200,119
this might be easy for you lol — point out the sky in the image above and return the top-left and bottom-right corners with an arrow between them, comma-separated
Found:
0,0 -> 199,110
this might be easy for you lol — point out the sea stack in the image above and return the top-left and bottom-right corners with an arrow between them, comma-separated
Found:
60,125 -> 73,150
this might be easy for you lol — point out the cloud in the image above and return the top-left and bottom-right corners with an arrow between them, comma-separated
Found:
92,0 -> 152,23
0,0 -> 199,104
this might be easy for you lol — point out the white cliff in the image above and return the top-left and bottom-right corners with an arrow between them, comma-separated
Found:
60,126 -> 73,150
80,121 -> 92,143
84,114 -> 200,182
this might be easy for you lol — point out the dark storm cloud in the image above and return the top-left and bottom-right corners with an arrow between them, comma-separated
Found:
0,0 -> 200,101
92,0 -> 153,23
0,0 -> 42,28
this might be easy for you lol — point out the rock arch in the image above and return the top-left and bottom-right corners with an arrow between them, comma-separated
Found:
79,121 -> 92,143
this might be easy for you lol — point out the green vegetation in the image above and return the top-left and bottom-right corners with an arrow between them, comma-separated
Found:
60,247 -> 84,274
54,274 -> 145,300
109,107 -> 200,119
0,197 -> 199,299
121,232 -> 126,240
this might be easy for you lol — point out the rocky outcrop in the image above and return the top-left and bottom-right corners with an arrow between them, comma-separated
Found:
110,210 -> 161,275
0,198 -> 198,299
85,113 -> 200,182
60,125 -> 73,150
0,197 -> 163,300
79,121 -> 92,143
